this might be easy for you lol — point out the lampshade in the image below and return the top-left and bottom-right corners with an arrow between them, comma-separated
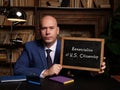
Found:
7,8 -> 27,22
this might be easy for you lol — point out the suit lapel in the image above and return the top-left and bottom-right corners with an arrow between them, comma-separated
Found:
37,40 -> 48,69
37,39 -> 61,68
54,40 -> 61,64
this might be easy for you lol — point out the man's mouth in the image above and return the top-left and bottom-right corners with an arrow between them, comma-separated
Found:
45,37 -> 51,40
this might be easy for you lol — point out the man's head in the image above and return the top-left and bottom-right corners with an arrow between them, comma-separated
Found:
39,15 -> 59,48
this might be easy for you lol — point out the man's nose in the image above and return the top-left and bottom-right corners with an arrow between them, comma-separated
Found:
46,28 -> 50,34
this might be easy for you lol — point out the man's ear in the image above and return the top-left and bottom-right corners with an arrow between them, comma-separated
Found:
57,27 -> 60,35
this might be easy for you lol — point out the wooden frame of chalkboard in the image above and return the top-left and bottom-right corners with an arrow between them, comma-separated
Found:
60,37 -> 104,72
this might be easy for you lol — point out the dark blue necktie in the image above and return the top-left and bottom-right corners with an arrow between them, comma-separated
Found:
46,49 -> 52,68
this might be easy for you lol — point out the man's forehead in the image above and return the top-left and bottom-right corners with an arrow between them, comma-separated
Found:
41,25 -> 55,28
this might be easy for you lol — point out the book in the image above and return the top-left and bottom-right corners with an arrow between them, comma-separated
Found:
61,0 -> 70,7
94,0 -> 110,8
99,4 -> 111,8
111,75 -> 120,82
0,75 -> 27,83
27,76 -> 41,85
49,75 -> 74,84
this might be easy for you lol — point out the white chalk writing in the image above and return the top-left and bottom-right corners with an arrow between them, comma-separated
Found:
72,46 -> 93,52
65,53 -> 99,60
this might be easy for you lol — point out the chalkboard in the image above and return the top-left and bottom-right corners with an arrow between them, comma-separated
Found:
60,37 -> 104,72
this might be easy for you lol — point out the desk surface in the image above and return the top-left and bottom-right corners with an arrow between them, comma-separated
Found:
0,76 -> 120,90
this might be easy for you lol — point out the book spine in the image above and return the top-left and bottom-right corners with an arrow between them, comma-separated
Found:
64,79 -> 74,84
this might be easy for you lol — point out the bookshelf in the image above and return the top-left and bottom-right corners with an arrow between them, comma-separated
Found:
0,1 -> 35,63
0,0 -> 36,75
0,0 -> 114,75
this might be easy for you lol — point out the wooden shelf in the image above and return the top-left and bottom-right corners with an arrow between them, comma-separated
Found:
38,7 -> 112,37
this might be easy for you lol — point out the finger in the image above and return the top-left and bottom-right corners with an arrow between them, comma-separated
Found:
101,62 -> 105,67
54,70 -> 60,75
101,65 -> 106,69
57,64 -> 62,68
104,57 -> 106,60
99,70 -> 104,74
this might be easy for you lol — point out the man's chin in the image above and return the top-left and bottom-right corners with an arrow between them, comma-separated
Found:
44,40 -> 53,44
45,39 -> 52,42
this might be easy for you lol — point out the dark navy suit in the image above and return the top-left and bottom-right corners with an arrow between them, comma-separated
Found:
14,39 -> 61,77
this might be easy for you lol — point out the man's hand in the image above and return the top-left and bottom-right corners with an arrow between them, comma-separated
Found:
98,61 -> 106,74
90,61 -> 106,76
43,64 -> 62,78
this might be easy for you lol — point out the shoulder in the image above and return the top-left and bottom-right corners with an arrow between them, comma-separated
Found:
56,39 -> 61,51
25,39 -> 43,48
57,39 -> 61,45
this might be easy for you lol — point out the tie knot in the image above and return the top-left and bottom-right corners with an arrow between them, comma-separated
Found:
46,49 -> 52,54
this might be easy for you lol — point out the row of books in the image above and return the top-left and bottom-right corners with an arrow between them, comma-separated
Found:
0,0 -> 34,7
7,48 -> 23,63
0,30 -> 35,45
0,0 -> 110,8
39,0 -> 61,7
0,47 -> 23,62
69,0 -> 110,8
0,0 -> 9,6
0,0 -> 61,7
39,0 -> 111,8
0,48 -> 7,61
0,11 -> 34,26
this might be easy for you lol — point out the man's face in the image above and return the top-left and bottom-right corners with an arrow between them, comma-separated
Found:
40,16 -> 59,47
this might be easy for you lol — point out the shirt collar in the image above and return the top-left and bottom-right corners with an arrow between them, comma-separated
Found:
45,40 -> 57,52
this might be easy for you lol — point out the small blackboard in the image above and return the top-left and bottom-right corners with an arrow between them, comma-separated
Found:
60,37 -> 104,72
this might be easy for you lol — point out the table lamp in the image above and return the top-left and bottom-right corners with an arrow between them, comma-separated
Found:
7,8 -> 27,22
6,8 -> 27,75
7,8 -> 27,45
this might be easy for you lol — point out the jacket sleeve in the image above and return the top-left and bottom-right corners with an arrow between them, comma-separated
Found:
14,41 -> 46,77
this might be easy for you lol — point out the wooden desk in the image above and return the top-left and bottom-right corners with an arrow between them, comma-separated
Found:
0,76 -> 120,90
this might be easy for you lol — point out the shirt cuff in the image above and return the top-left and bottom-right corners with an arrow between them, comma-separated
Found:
40,69 -> 46,78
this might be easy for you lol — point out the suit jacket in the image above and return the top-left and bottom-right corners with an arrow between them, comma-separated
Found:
14,39 -> 61,77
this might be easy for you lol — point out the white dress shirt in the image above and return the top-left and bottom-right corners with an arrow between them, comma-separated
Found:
45,40 -> 57,63
40,40 -> 57,78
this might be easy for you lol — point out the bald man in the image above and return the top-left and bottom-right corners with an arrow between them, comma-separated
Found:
14,15 -> 62,78
14,15 -> 106,78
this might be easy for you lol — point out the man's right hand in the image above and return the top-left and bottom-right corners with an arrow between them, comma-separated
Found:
42,64 -> 62,78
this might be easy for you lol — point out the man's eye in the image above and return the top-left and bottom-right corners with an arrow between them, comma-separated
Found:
50,27 -> 54,29
41,27 -> 46,30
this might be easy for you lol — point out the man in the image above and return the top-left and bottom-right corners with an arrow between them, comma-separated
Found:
14,15 -> 105,78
